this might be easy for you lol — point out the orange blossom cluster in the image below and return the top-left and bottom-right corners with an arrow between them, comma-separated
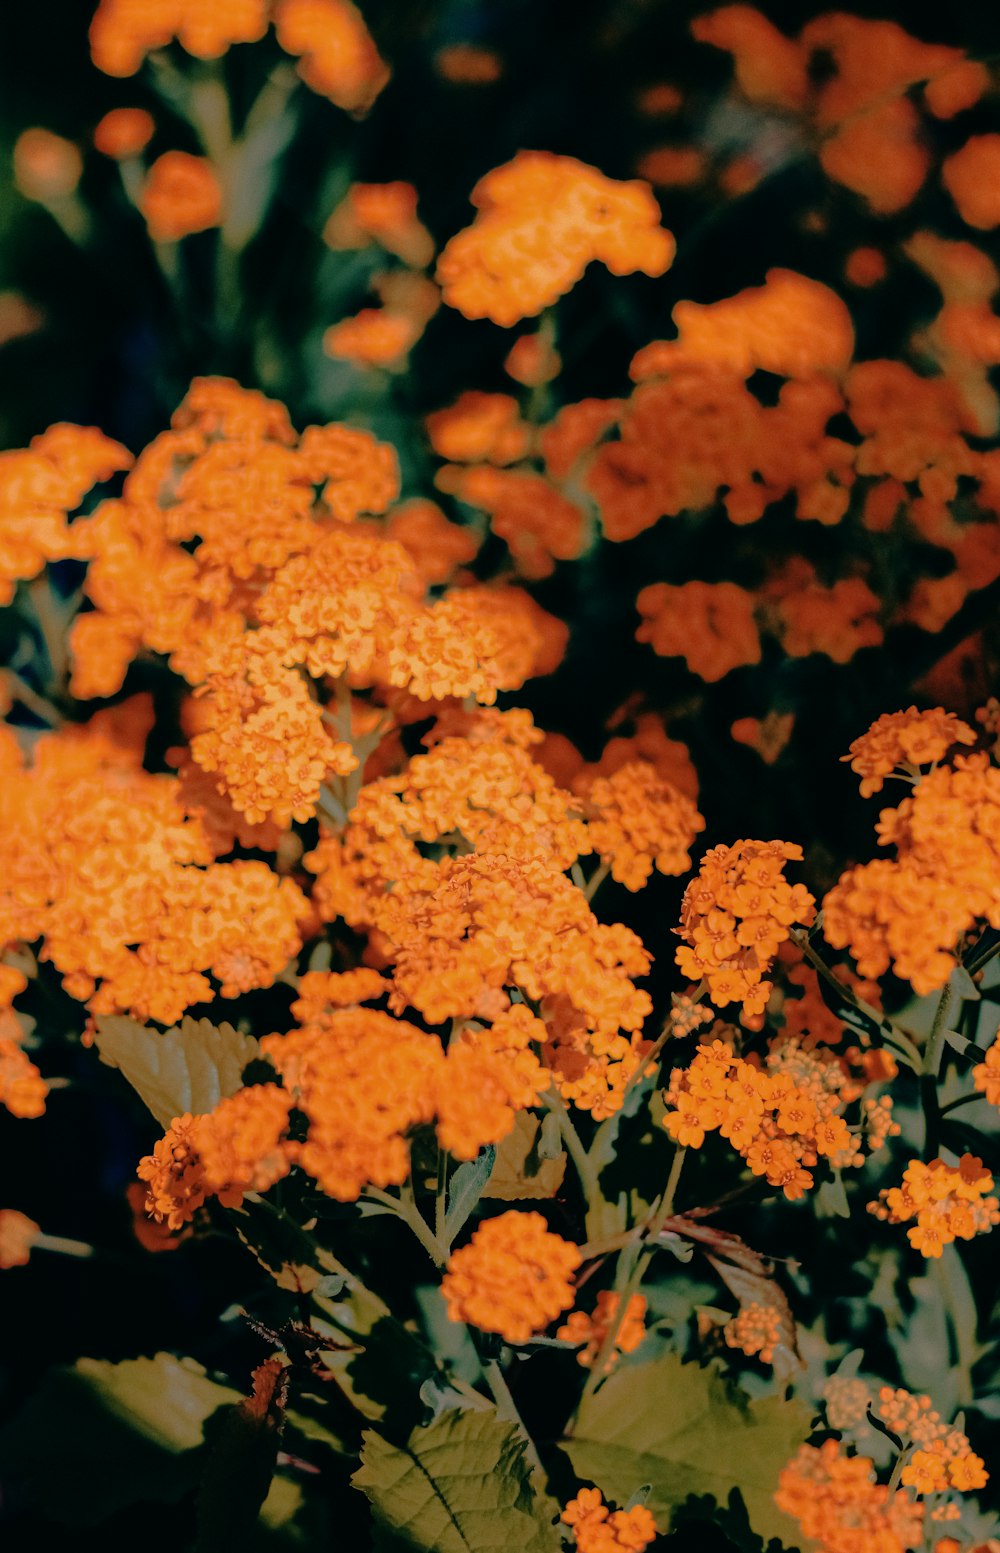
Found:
868,1155 -> 999,1259
561,1488 -> 657,1553
440,1210 -> 581,1344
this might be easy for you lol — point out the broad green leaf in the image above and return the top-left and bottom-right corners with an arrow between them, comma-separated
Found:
94,1014 -> 260,1126
0,1353 -> 238,1526
563,1351 -> 809,1548
353,1407 -> 562,1553
482,1113 -> 566,1201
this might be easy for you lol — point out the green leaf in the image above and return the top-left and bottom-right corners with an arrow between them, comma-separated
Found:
482,1113 -> 566,1201
444,1146 -> 496,1244
353,1407 -> 562,1552
562,1351 -> 809,1548
93,1014 -> 260,1127
0,1353 -> 239,1526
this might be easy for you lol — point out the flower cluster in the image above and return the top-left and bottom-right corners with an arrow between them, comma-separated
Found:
674,840 -> 816,1021
436,151 -> 675,325
868,1155 -> 1000,1258
0,1209 -> 40,1269
561,1488 -> 657,1553
137,1084 -> 294,1229
663,1035 -> 893,1200
876,1388 -> 988,1495
776,1440 -> 925,1553
843,708 -> 978,797
440,1211 -> 581,1344
557,1292 -> 648,1371
824,746 -> 1000,994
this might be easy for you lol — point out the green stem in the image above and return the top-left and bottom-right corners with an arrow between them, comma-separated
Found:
921,982 -> 955,1159
364,1186 -> 447,1268
645,1146 -> 687,1241
435,1148 -> 448,1246
583,861 -> 610,903
483,1357 -> 545,1480
935,1246 -> 976,1409
544,1086 -> 600,1200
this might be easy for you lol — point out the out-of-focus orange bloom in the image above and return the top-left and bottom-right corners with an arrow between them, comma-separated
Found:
504,332 -> 561,387
434,44 -> 503,84
0,1209 -> 40,1269
943,136 -> 1000,231
0,1035 -> 47,1119
13,129 -> 83,201
636,82 -> 684,116
436,464 -> 587,579
633,269 -> 855,382
636,145 -> 707,188
141,152 -> 222,242
273,0 -> 390,113
691,6 -> 808,110
385,500 -> 478,586
819,99 -> 928,216
437,151 -> 674,326
636,581 -> 761,681
323,182 -> 434,267
776,1440 -> 924,1553
426,392 -> 531,465
441,1210 -> 581,1343
845,247 -> 887,288
93,107 -> 155,158
924,58 -> 990,118
0,291 -> 43,348
323,309 -> 421,371
577,760 -> 704,890
90,0 -> 268,75
731,712 -> 795,764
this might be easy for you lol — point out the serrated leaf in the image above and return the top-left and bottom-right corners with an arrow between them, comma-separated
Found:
353,1407 -> 562,1553
482,1113 -> 566,1201
0,1353 -> 238,1526
563,1351 -> 809,1548
94,1014 -> 260,1127
445,1147 -> 496,1243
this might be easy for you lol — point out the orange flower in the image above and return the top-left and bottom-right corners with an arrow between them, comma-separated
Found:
138,1085 -> 293,1229
93,107 -> 155,158
90,0 -> 268,74
776,1439 -> 924,1553
578,760 -> 705,890
0,1208 -> 41,1269
273,0 -> 390,112
434,44 -> 503,84
436,464 -> 586,579
426,393 -> 531,466
675,839 -> 816,1021
323,182 -> 433,266
636,145 -> 707,188
0,1036 -> 47,1119
845,248 -> 887,288
557,1291 -> 647,1370
723,1299 -> 784,1364
636,582 -> 761,682
824,751 -> 1000,993
561,1488 -> 657,1553
437,151 -> 674,326
943,136 -> 1000,230
504,332 -> 561,387
869,1155 -> 999,1258
843,708 -> 977,796
13,129 -> 82,201
441,1210 -> 581,1343
141,152 -> 222,242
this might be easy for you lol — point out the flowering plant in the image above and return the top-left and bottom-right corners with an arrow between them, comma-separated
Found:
2,6 -> 1000,1553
